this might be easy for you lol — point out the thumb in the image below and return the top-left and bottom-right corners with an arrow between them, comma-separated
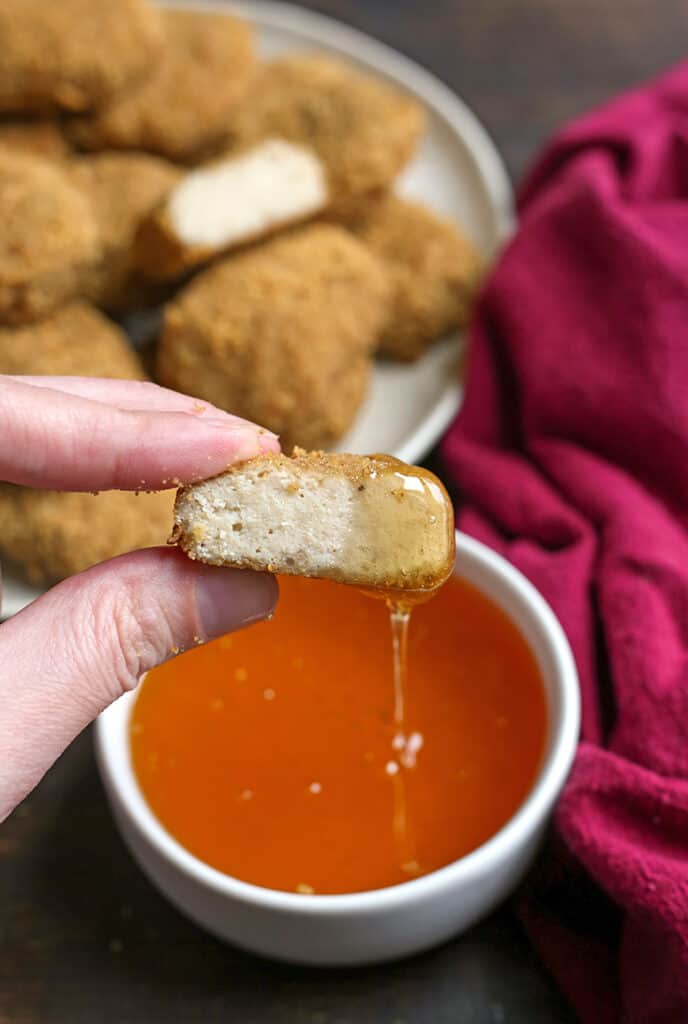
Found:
0,547 -> 277,821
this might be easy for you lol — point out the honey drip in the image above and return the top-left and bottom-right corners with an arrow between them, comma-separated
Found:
389,604 -> 409,733
382,588 -> 444,878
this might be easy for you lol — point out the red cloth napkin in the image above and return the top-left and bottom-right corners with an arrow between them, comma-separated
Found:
441,63 -> 688,1024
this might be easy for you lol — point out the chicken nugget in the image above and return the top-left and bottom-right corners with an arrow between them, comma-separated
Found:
0,0 -> 162,113
0,487 -> 175,586
0,301 -> 145,379
344,195 -> 482,361
157,224 -> 390,451
68,10 -> 255,163
69,153 -> 180,312
0,119 -> 69,161
173,450 -> 455,593
134,55 -> 424,280
0,150 -> 98,324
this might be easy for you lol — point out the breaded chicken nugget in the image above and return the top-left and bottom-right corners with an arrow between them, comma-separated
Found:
0,150 -> 98,324
0,0 -> 162,113
0,119 -> 69,161
157,225 -> 390,451
344,195 -> 482,361
0,486 -> 175,586
134,55 -> 424,280
69,10 -> 255,162
0,301 -> 145,379
173,451 -> 455,592
69,153 -> 180,311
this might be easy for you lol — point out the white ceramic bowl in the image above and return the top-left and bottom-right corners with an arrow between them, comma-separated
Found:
94,532 -> 579,966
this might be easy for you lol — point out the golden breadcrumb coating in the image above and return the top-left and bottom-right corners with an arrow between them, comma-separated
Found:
0,0 -> 163,113
0,486 -> 175,586
69,10 -> 255,162
344,194 -> 482,361
157,224 -> 390,451
0,119 -> 69,161
226,54 -> 425,199
0,149 -> 98,324
69,152 -> 180,311
0,301 -> 145,379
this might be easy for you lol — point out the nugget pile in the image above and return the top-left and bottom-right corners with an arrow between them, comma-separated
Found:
0,0 -> 481,587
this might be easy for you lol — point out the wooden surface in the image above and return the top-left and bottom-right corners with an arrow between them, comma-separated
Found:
2,1 -> 686,1021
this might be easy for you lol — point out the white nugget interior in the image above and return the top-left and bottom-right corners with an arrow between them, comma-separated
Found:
176,463 -> 355,573
167,138 -> 328,247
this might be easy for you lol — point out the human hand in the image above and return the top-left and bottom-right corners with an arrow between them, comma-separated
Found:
0,375 -> 280,822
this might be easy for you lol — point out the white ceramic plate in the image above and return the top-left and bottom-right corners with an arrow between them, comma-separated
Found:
0,0 -> 512,619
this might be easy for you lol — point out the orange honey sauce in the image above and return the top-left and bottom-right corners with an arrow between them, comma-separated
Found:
131,574 -> 547,895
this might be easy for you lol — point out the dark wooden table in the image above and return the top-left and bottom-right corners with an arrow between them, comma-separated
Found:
2,2 -> 685,1021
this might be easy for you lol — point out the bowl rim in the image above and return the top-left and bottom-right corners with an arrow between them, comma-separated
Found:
95,531 -> 580,916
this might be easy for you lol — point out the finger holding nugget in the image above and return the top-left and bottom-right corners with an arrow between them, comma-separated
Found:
0,376 -> 279,491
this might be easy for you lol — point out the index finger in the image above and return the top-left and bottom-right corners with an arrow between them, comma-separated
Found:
6,376 -> 246,420
0,376 -> 280,491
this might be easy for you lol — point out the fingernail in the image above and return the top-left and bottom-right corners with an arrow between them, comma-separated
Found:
195,566 -> 278,640
206,423 -> 279,460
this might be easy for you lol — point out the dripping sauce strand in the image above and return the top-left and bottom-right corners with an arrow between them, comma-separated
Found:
374,582 -> 450,878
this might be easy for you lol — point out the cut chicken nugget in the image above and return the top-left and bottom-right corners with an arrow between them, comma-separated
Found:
157,224 -> 390,451
344,194 -> 482,360
134,55 -> 424,280
134,138 -> 329,280
0,119 -> 69,161
0,486 -> 175,586
69,153 -> 180,311
69,10 -> 255,163
0,149 -> 98,324
172,450 -> 455,593
0,301 -> 145,379
0,0 -> 162,113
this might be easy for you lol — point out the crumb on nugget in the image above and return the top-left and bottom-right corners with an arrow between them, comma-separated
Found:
0,149 -> 98,324
69,152 -> 180,311
0,0 -> 163,113
133,55 -> 424,280
0,301 -> 145,379
157,224 -> 390,451
0,119 -> 69,161
68,10 -> 255,162
0,486 -> 175,586
344,195 -> 482,360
